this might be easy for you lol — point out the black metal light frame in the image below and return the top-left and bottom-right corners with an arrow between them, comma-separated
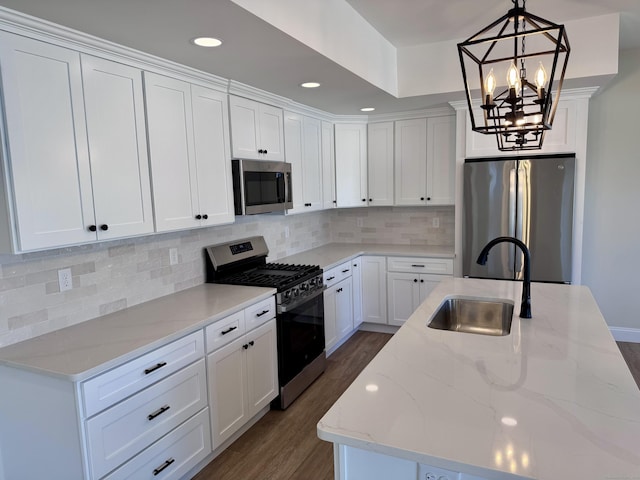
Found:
457,0 -> 570,151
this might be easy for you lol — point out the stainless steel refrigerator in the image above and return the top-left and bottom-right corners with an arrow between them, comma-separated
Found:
463,154 -> 575,283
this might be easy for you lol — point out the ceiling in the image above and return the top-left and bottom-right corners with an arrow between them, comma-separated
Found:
0,0 -> 638,115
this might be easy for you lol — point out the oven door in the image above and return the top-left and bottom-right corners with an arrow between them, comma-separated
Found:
276,289 -> 325,386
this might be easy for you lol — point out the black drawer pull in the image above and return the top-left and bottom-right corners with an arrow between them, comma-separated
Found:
256,309 -> 270,317
414,279 -> 418,283
420,279 -> 424,283
153,458 -> 175,476
221,326 -> 238,335
411,264 -> 426,268
326,276 -> 335,281
147,405 -> 170,421
341,269 -> 349,273
249,340 -> 255,346
243,343 -> 249,350
144,362 -> 167,375
337,287 -> 343,293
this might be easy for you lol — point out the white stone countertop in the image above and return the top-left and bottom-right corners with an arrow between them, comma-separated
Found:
0,284 -> 275,382
279,243 -> 455,271
317,277 -> 640,479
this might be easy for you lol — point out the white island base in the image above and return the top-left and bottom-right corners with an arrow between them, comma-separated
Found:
318,278 -> 640,480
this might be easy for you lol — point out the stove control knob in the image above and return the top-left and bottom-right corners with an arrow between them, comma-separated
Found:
292,287 -> 299,298
283,290 -> 292,300
300,282 -> 309,291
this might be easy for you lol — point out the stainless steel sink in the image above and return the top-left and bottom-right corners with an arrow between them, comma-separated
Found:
428,296 -> 514,336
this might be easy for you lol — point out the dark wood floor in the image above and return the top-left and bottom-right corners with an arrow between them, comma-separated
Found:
193,335 -> 640,480
193,331 -> 392,480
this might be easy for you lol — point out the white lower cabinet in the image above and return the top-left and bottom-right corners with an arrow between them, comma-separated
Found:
361,256 -> 388,325
324,277 -> 354,353
351,257 -> 363,328
387,257 -> 454,326
206,317 -> 278,448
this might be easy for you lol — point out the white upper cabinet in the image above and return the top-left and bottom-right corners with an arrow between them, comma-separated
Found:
367,122 -> 395,206
395,116 -> 455,206
464,100 -> 577,158
284,112 -> 323,214
335,123 -> 368,208
81,54 -> 154,239
144,72 -> 234,232
229,95 -> 284,161
0,33 -> 153,252
321,121 -> 337,209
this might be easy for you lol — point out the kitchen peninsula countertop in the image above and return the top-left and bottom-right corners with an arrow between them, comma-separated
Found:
279,243 -> 454,270
317,277 -> 640,479
0,283 -> 275,381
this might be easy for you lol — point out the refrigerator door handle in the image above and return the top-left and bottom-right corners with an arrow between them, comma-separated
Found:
515,163 -> 530,278
509,168 -> 517,273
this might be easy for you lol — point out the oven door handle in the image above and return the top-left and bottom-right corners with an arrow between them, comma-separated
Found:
277,287 -> 325,313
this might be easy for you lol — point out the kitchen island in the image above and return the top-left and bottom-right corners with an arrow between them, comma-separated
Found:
317,277 -> 640,479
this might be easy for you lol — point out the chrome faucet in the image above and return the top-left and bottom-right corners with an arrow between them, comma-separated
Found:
476,236 -> 532,318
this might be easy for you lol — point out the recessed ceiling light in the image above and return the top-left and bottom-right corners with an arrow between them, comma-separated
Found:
360,107 -> 375,112
301,82 -> 321,88
191,37 -> 222,47
501,416 -> 518,426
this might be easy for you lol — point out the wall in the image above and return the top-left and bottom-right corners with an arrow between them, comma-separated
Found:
583,47 -> 640,333
0,207 -> 455,348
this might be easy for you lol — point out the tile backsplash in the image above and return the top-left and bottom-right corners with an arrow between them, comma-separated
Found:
0,207 -> 453,348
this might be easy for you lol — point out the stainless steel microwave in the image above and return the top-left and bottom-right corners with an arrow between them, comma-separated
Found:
231,159 -> 293,215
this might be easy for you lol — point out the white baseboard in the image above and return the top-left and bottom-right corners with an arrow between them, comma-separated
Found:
610,327 -> 640,343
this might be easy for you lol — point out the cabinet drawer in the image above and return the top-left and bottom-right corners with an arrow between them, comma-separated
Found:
245,297 -> 276,331
324,261 -> 352,288
387,257 -> 453,275
205,310 -> 246,354
103,408 -> 212,480
86,359 -> 208,479
82,330 -> 204,417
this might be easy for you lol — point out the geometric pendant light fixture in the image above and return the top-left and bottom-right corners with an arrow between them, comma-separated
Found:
457,0 -> 570,151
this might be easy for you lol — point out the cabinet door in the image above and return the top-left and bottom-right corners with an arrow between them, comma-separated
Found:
323,287 -> 338,352
144,72 -> 199,232
335,124 -> 368,208
387,272 -> 421,326
361,256 -> 387,324
302,116 -> 323,210
207,336 -> 248,447
284,111 -> 305,212
81,55 -> 154,239
426,115 -> 455,205
0,32 -> 95,250
191,85 -> 235,226
321,121 -> 336,209
335,277 -> 354,339
367,122 -> 394,206
246,319 -> 278,417
419,274 -> 443,304
258,103 -> 285,161
229,95 -> 261,159
395,118 -> 427,206
351,258 -> 363,328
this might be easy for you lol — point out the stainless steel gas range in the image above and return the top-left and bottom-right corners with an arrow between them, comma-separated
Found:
205,236 -> 325,409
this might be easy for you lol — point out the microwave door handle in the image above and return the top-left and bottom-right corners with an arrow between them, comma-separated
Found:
283,172 -> 290,205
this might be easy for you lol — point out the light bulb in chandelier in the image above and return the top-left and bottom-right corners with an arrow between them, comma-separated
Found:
506,62 -> 520,90
484,69 -> 497,106
534,62 -> 547,100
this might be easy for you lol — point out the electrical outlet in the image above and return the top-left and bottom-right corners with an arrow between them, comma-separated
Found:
356,217 -> 364,228
169,248 -> 179,265
432,217 -> 440,228
58,268 -> 72,292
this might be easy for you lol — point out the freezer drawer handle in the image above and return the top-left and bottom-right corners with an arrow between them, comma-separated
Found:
153,458 -> 175,476
144,362 -> 167,375
221,326 -> 238,335
147,405 -> 171,421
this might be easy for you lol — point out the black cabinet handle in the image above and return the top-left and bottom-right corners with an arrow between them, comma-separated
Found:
147,405 -> 170,421
353,264 -> 358,267
243,343 -> 249,350
258,149 -> 264,154
327,276 -> 335,281
412,264 -> 426,268
362,198 -> 366,202
427,197 -> 431,201
153,458 -> 175,476
420,279 -> 424,283
342,269 -> 349,273
333,200 -> 337,204
88,225 -> 97,232
369,198 -> 372,202
264,149 -> 268,154
195,214 -> 202,220
256,309 -> 270,317
100,224 -> 109,231
249,340 -> 254,346
420,197 -> 425,201
221,326 -> 238,335
144,362 -> 167,375
413,278 -> 418,283
337,287 -> 343,293
202,214 -> 208,219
